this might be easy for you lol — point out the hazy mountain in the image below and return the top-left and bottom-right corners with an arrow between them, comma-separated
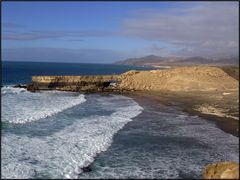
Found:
114,55 -> 239,66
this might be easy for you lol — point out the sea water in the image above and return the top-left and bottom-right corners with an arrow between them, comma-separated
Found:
79,100 -> 239,179
1,61 -> 239,179
1,61 -> 148,178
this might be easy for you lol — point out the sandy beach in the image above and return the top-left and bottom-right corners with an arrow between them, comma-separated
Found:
121,89 -> 239,137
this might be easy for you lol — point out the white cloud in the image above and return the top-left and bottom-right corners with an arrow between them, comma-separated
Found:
121,2 -> 239,58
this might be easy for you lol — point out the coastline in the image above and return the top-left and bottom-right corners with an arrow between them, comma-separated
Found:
20,65 -> 239,137
3,83 -> 238,178
119,90 -> 239,137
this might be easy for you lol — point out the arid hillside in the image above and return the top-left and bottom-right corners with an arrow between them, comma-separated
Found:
118,66 -> 238,91
114,55 -> 239,66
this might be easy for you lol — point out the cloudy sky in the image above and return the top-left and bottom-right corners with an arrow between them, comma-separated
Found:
2,2 -> 239,63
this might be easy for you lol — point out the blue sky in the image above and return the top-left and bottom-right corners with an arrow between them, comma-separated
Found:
2,2 -> 238,63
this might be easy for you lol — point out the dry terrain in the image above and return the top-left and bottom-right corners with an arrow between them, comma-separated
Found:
118,66 -> 238,91
116,66 -> 239,136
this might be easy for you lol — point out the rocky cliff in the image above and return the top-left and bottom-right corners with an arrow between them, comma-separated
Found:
28,75 -> 119,92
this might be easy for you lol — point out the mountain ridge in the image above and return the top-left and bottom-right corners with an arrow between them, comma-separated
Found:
114,55 -> 239,66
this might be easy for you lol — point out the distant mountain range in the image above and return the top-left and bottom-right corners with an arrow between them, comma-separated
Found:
114,55 -> 239,66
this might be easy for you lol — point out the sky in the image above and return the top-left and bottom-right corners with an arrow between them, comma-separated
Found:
2,1 -> 239,63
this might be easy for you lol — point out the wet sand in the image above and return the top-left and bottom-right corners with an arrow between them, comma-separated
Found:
120,90 -> 239,137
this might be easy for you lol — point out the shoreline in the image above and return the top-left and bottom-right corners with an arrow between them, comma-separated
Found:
119,90 -> 239,137
23,66 -> 239,137
8,83 -> 239,137
78,91 -> 239,179
3,85 -> 238,178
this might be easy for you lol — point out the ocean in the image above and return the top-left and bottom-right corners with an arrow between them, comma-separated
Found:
2,61 -> 156,85
1,61 -> 239,179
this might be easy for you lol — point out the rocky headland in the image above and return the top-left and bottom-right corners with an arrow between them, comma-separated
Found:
27,66 -> 238,92
27,75 -> 118,92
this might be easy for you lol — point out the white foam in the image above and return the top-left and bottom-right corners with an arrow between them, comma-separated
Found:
2,88 -> 86,124
1,86 -> 27,95
1,95 -> 143,179
78,107 -> 239,179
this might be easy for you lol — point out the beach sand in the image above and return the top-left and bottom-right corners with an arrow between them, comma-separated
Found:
118,90 -> 239,137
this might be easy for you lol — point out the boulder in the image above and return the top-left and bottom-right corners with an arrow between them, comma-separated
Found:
202,162 -> 239,179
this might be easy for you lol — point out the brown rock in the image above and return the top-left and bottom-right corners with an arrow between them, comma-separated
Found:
202,162 -> 239,179
26,84 -> 39,92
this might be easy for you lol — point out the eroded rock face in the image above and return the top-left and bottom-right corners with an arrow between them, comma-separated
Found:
202,162 -> 239,179
30,75 -> 120,92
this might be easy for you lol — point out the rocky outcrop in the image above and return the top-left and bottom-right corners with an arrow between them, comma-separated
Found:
202,162 -> 239,179
28,66 -> 238,93
29,75 -> 120,92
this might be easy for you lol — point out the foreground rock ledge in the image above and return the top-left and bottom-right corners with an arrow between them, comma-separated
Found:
202,162 -> 239,179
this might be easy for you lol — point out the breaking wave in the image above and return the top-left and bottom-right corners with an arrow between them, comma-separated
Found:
2,86 -> 86,124
1,93 -> 143,179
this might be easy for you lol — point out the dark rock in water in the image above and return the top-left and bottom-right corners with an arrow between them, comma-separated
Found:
14,84 -> 27,88
81,166 -> 92,172
26,84 -> 39,92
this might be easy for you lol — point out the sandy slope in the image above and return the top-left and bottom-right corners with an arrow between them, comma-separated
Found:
118,66 -> 238,91
118,66 -> 239,136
